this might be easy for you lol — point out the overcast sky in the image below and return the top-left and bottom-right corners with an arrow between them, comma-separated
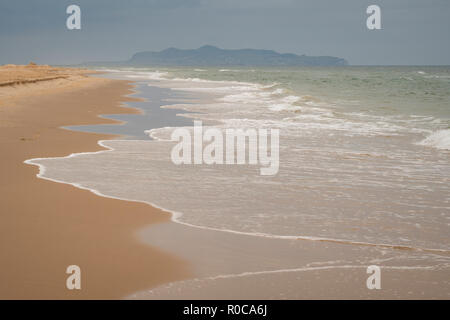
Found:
1,0 -> 449,65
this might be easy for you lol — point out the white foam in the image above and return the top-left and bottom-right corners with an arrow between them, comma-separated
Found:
164,263 -> 439,282
24,69 -> 450,260
418,129 -> 450,150
127,263 -> 446,299
23,139 -> 450,255
145,127 -> 177,141
125,71 -> 169,80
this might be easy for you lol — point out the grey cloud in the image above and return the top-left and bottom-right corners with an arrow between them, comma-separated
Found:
0,0 -> 449,65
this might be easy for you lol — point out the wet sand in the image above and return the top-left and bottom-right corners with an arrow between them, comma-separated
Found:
25,70 -> 448,299
0,65 -> 189,299
1,65 -> 448,299
131,220 -> 450,299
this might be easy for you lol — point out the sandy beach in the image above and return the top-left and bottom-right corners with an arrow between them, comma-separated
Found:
0,64 -> 189,299
1,65 -> 449,300
1,1 -> 449,311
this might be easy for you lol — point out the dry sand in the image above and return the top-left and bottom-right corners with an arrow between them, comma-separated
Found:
0,64 -> 189,299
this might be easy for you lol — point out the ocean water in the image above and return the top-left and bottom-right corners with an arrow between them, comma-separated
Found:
28,66 -> 450,253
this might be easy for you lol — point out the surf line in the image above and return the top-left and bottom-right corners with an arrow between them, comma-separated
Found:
24,139 -> 450,256
128,263 -> 446,298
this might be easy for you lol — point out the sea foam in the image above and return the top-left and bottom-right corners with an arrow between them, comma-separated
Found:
418,129 -> 450,150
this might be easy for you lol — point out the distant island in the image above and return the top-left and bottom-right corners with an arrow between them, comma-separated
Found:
84,45 -> 348,67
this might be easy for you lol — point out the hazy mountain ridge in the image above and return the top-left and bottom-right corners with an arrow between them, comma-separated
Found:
84,45 -> 348,66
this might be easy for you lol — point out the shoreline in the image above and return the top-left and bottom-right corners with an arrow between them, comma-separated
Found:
0,67 -> 190,299
2,66 -> 449,299
29,70 -> 448,299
